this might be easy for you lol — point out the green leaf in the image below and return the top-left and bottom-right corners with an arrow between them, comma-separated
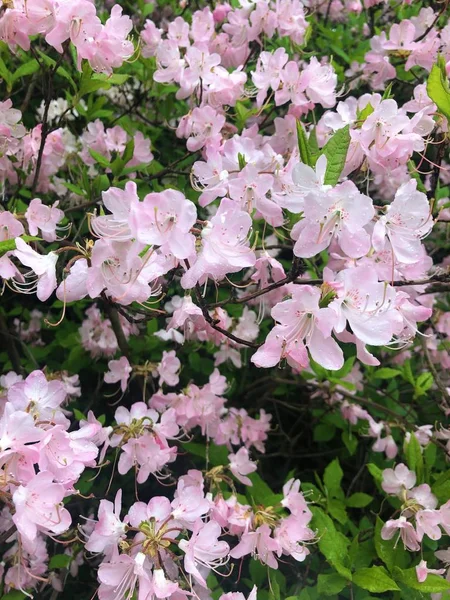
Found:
111,139 -> 135,177
0,56 -> 13,91
346,493 -> 372,508
432,470 -> 450,503
342,431 -> 358,456
414,371 -> 433,398
313,423 -> 336,442
374,368 -> 401,379
73,409 -> 87,421
56,66 -> 78,93
394,567 -> 450,593
327,498 -> 348,524
12,59 -> 40,82
353,566 -> 400,592
357,102 -> 374,125
405,434 -> 424,483
310,506 -> 351,579
246,472 -> 281,506
49,554 -> 72,569
367,463 -> 383,484
321,125 -> 350,186
249,560 -> 267,587
89,149 -> 111,168
297,120 -> 313,167
427,56 -> 450,122
0,235 -> 42,257
1,592 -> 27,600
324,458 -> 343,497
308,127 -> 320,165
317,573 -> 348,596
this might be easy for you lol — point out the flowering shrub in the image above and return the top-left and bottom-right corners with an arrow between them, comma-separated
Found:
0,0 -> 450,598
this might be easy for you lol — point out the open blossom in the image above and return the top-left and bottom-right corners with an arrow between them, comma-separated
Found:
25,198 -> 64,242
85,490 -> 127,557
91,181 -> 137,241
156,350 -> 181,387
381,516 -> 420,551
12,471 -> 72,542
181,198 -> 256,289
230,524 -> 280,568
381,463 -> 416,496
416,559 -> 446,583
0,212 -> 24,279
252,286 -> 344,371
228,447 -> 257,486
130,189 -> 197,260
330,266 -> 401,349
179,519 -> 229,587
292,179 -> 374,259
13,238 -> 58,301
372,179 -> 433,264
104,356 -> 132,392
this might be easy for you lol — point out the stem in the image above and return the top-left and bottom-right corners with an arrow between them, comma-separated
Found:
103,296 -> 131,360
0,525 -> 16,545
420,336 -> 450,408
0,312 -> 23,374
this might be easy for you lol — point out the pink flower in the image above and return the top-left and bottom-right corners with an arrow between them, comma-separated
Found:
252,286 -> 343,371
219,586 -> 258,600
228,165 -> 283,226
179,519 -> 229,587
13,237 -> 58,301
0,212 -> 24,279
38,424 -> 99,486
381,463 -> 416,496
281,479 -> 312,518
292,180 -> 374,259
85,490 -> 127,556
179,106 -> 226,153
129,189 -> 197,260
274,514 -> 314,562
98,552 -> 150,600
228,447 -> 257,486
416,509 -> 442,542
372,179 -> 433,264
104,357 -> 132,392
154,39 -> 185,83
8,369 -> 66,422
91,181 -> 137,241
25,198 -> 64,242
157,350 -> 181,387
331,266 -> 400,347
230,524 -> 280,568
416,559 -> 446,583
299,57 -> 337,108
56,258 -> 88,302
252,48 -> 289,107
381,516 -> 420,551
181,198 -> 256,289
12,471 -> 72,542
171,481 -> 211,528
0,403 -> 41,455
141,20 -> 162,58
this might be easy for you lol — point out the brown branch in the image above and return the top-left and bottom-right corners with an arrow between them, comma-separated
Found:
185,260 -> 260,348
31,50 -> 67,194
0,525 -> 16,546
420,336 -> 450,408
207,256 -> 305,309
0,313 -> 23,374
102,295 -> 131,360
